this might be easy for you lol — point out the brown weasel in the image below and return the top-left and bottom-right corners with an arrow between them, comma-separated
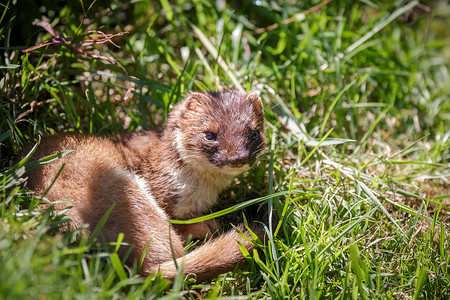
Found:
20,90 -> 266,282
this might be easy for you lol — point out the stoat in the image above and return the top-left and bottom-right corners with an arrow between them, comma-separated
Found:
20,90 -> 266,282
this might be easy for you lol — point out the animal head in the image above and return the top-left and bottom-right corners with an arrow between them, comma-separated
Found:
166,91 -> 266,176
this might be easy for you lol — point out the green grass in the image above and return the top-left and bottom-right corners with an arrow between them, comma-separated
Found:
1,0 -> 449,298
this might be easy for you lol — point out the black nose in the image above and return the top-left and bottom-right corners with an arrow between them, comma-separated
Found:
228,155 -> 248,167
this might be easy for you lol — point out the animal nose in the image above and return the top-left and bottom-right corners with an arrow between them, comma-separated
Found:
228,155 -> 248,167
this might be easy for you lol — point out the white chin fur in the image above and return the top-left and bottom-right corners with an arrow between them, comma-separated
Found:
219,164 -> 251,176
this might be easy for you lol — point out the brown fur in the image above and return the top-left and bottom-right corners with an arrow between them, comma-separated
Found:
19,91 -> 266,282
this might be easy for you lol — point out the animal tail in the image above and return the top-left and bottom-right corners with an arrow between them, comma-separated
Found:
152,225 -> 262,282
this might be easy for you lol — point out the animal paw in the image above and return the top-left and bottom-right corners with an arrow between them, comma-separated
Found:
173,219 -> 220,241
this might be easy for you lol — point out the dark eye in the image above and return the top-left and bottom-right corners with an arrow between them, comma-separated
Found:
249,130 -> 260,141
204,131 -> 217,141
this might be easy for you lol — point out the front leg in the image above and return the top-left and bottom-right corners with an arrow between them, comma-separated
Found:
173,219 -> 220,241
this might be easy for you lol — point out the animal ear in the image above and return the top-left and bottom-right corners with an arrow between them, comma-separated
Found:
245,91 -> 264,116
186,92 -> 212,107
177,92 -> 212,119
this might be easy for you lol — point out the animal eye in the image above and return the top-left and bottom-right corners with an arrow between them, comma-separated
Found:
249,130 -> 260,141
204,131 -> 217,141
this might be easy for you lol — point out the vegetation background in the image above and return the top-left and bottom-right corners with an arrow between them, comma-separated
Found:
1,0 -> 448,298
